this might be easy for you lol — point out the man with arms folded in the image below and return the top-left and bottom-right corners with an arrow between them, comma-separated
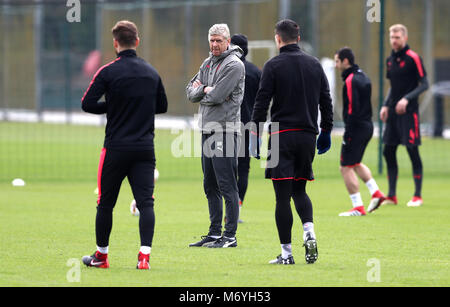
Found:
186,24 -> 245,248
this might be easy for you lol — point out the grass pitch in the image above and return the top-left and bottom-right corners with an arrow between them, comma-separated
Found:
0,122 -> 449,286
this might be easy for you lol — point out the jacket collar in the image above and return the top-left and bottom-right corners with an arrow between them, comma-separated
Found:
210,45 -> 244,63
391,44 -> 410,58
279,43 -> 300,53
117,49 -> 137,58
341,64 -> 360,81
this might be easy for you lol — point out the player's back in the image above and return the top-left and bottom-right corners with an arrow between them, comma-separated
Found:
103,50 -> 166,150
266,44 -> 329,134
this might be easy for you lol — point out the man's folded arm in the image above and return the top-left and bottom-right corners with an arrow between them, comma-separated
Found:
199,62 -> 244,106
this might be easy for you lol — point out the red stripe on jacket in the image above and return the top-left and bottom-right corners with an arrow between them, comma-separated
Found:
345,73 -> 354,115
81,57 -> 121,103
406,49 -> 424,78
97,148 -> 107,205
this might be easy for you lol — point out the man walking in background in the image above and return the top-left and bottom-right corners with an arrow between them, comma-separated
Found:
380,24 -> 429,207
81,20 -> 168,270
334,47 -> 386,216
251,19 -> 333,264
230,34 -> 262,223
186,24 -> 245,248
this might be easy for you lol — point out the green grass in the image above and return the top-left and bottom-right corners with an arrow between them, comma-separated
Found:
0,122 -> 449,286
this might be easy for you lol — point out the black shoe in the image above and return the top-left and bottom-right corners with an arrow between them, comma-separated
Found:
81,251 -> 109,268
303,233 -> 318,264
208,236 -> 237,248
269,254 -> 295,265
189,235 -> 219,247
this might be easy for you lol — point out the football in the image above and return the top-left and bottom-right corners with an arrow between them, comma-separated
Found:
12,178 -> 26,187
130,199 -> 139,216
154,168 -> 159,181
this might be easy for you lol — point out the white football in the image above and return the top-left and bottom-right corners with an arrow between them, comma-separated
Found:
154,168 -> 159,182
130,199 -> 140,216
12,178 -> 26,187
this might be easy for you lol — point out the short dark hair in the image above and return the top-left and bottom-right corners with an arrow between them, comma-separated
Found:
112,20 -> 138,48
275,19 -> 300,43
336,47 -> 355,66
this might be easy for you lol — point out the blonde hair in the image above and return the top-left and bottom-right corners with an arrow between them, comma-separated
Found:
389,24 -> 408,37
208,24 -> 230,40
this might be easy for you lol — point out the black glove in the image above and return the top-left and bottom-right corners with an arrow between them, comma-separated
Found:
317,130 -> 331,155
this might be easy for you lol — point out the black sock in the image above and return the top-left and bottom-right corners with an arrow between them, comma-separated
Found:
383,145 -> 398,197
138,205 -> 155,247
96,206 -> 113,248
406,146 -> 423,197
272,180 -> 293,244
292,180 -> 313,224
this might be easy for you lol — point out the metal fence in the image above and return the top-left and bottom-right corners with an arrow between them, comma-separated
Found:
1,0 -> 449,182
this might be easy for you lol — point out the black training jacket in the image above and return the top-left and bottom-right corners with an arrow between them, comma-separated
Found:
240,58 -> 262,125
384,45 -> 428,112
341,64 -> 372,127
81,49 -> 168,151
251,44 -> 333,135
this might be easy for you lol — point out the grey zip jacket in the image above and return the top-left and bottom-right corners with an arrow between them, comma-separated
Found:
186,45 -> 245,134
